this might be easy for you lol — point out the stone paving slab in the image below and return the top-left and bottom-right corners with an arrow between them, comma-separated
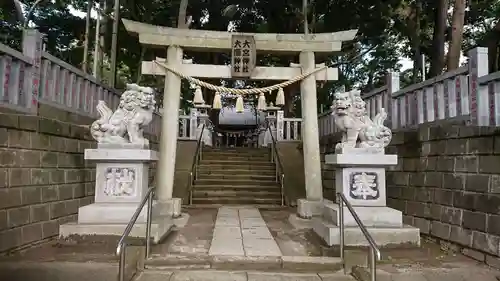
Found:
216,217 -> 240,227
239,209 -> 262,218
244,240 -> 282,256
0,262 -> 118,281
137,266 -> 500,281
241,218 -> 268,228
353,262 -> 500,281
137,270 -> 355,281
213,226 -> 242,238
247,272 -> 323,281
241,227 -> 274,239
209,206 -> 282,257
209,240 -> 244,256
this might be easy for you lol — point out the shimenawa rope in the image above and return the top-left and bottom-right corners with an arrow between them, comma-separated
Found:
154,61 -> 327,95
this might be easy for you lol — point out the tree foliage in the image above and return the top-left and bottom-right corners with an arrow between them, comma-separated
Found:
1,0 -> 498,116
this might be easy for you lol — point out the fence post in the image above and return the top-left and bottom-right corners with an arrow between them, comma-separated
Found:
468,47 -> 489,126
189,107 -> 198,140
277,110 -> 284,141
386,71 -> 400,129
22,29 -> 43,114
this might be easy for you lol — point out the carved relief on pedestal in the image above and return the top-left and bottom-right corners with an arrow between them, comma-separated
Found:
349,172 -> 379,200
104,167 -> 137,197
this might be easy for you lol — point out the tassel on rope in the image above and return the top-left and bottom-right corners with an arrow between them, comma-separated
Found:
193,85 -> 204,104
257,92 -> 266,111
235,95 -> 244,113
276,87 -> 285,106
212,91 -> 222,109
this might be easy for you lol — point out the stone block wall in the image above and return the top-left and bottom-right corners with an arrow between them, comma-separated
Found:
388,126 -> 500,266
0,110 -> 160,254
319,125 -> 500,267
320,134 -> 341,201
0,112 -> 96,253
276,141 -> 306,206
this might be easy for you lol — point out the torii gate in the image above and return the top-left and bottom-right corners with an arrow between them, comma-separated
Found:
122,19 -> 357,215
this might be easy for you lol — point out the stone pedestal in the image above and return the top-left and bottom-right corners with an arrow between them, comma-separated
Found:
313,148 -> 420,247
60,145 -> 173,242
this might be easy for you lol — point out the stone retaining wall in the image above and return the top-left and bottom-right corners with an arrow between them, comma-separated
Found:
0,111 -> 159,253
320,125 -> 500,267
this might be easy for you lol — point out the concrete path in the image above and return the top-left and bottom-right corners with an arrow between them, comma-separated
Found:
209,206 -> 282,257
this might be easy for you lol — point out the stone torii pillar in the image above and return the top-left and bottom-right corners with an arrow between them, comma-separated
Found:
297,51 -> 324,217
156,45 -> 183,215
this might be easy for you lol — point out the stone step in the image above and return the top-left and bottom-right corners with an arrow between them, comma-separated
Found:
0,261 -> 122,281
201,155 -> 271,161
198,169 -> 276,176
197,174 -> 276,181
194,179 -> 278,186
183,204 -> 287,209
198,164 -> 275,171
199,159 -> 274,165
145,254 -> 344,273
202,152 -> 272,158
192,184 -> 280,192
192,190 -> 281,198
202,153 -> 271,159
191,197 -> 282,205
203,148 -> 269,153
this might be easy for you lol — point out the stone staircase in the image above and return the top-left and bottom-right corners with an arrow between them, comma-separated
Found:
191,147 -> 282,205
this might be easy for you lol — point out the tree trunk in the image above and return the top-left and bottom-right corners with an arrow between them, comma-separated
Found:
411,1 -> 423,82
177,0 -> 189,29
82,0 -> 92,72
428,0 -> 449,77
446,0 -> 466,70
99,0 -> 111,79
487,19 -> 500,73
135,46 -> 146,83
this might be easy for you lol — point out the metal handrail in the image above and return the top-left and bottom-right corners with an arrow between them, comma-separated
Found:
188,123 -> 206,205
116,185 -> 155,281
266,122 -> 285,206
337,192 -> 381,281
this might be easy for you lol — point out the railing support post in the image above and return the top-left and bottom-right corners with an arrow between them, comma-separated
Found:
189,108 -> 198,140
386,71 -> 400,130
468,47 -> 489,126
145,190 -> 153,259
370,247 -> 377,281
339,194 -> 345,270
22,28 -> 43,114
276,110 -> 284,141
118,246 -> 126,281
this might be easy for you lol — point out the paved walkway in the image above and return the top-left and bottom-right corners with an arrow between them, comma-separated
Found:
209,206 -> 282,257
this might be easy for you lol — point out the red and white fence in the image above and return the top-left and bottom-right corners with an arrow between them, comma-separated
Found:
318,47 -> 500,137
39,51 -> 121,117
275,110 -> 302,141
0,29 -> 161,137
391,66 -> 470,128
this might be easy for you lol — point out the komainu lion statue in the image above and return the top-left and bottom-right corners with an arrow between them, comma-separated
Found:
331,90 -> 392,150
90,83 -> 156,147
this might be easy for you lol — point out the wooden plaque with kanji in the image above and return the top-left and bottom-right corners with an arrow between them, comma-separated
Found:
231,35 -> 256,78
